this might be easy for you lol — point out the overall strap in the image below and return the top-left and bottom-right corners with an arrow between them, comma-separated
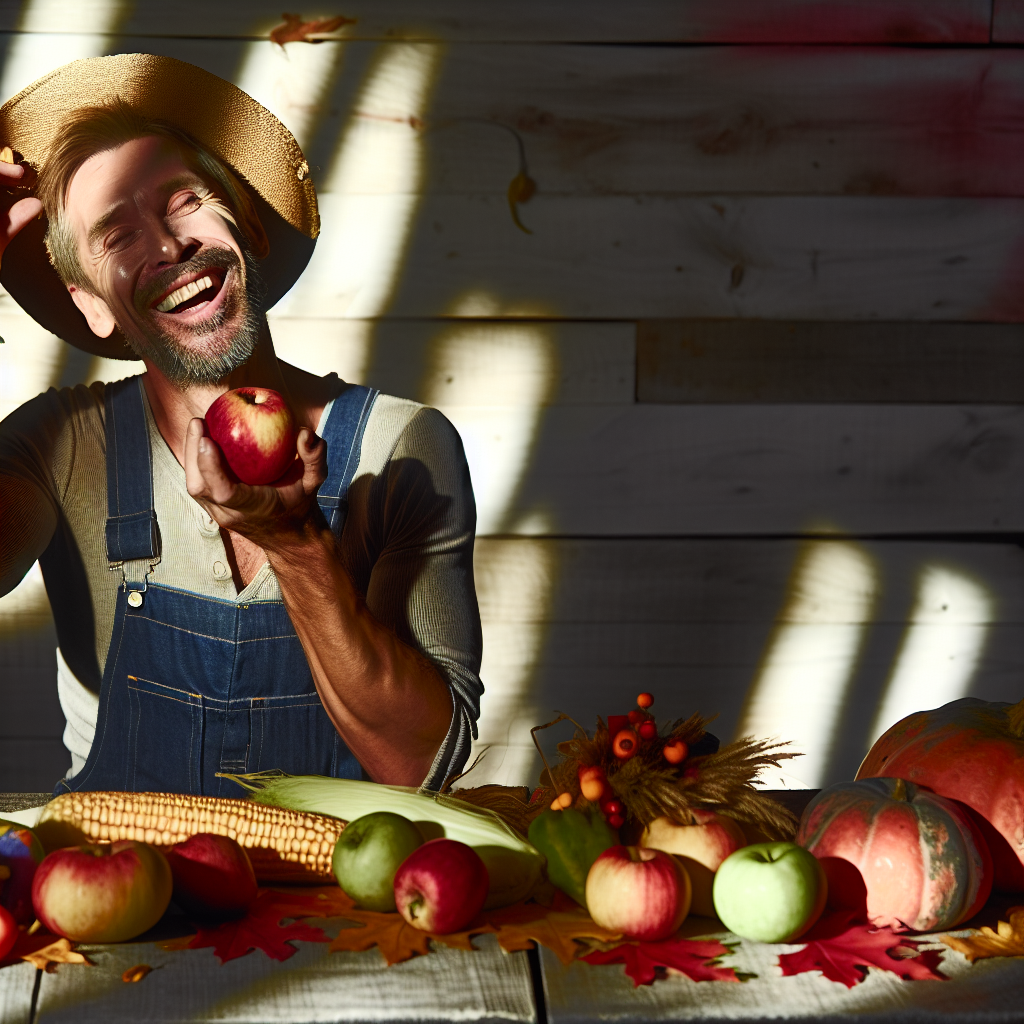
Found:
317,383 -> 379,534
104,376 -> 160,567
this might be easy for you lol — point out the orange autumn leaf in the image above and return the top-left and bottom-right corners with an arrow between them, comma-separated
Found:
22,938 -> 92,973
329,903 -> 497,965
487,899 -> 622,965
943,906 -> 1024,961
270,13 -> 355,46
330,914 -> 433,964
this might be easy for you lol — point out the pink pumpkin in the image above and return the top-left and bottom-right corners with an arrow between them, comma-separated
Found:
796,777 -> 991,932
857,696 -> 1024,891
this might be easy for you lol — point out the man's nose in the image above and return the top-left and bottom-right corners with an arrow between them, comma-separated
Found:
148,221 -> 200,265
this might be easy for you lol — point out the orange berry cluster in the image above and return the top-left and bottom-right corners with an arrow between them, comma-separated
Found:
610,692 -> 688,768
549,692 -> 690,824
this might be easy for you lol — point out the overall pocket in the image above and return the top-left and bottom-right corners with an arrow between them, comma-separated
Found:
248,693 -> 360,780
126,675 -> 204,793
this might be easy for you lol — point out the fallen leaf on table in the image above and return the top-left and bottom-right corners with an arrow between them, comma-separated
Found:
487,896 -> 622,965
778,911 -> 947,988
0,927 -> 62,970
329,907 -> 495,965
942,906 -> 1024,961
121,964 -> 152,983
270,13 -> 355,46
582,935 -> 739,986
21,938 -> 92,973
159,889 -> 331,964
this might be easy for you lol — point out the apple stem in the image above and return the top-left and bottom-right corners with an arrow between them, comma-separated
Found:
407,896 -> 423,921
891,778 -> 908,802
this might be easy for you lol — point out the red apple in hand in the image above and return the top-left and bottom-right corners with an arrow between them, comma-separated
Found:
393,838 -> 489,933
32,841 -> 172,942
586,845 -> 691,941
164,833 -> 258,921
205,387 -> 297,485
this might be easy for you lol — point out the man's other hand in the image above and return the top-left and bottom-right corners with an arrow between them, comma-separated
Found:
183,417 -> 327,546
0,156 -> 41,265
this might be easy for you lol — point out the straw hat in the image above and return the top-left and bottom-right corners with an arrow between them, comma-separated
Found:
0,53 -> 319,359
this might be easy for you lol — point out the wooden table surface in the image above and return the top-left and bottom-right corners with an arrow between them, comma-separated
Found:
2,793 -> 1022,1023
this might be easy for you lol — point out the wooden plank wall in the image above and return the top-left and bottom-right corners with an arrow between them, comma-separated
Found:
0,0 -> 1021,792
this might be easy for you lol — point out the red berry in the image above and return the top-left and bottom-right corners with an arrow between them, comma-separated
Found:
636,692 -> 654,709
628,709 -> 646,725
602,799 -> 624,817
612,728 -> 639,760
638,720 -> 659,741
607,813 -> 625,830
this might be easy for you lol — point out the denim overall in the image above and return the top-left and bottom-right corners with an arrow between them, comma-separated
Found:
57,375 -> 379,797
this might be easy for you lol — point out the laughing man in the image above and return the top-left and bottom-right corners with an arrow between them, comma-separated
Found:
0,55 -> 482,795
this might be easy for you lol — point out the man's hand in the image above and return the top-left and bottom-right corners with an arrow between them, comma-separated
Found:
0,156 -> 41,265
183,417 -> 327,548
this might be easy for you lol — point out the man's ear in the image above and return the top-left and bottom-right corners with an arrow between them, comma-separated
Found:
67,285 -> 117,339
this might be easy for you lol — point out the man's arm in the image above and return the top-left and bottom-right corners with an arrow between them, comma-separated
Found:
184,411 -> 479,788
0,475 -> 57,596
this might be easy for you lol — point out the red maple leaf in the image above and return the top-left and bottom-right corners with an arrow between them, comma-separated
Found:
163,889 -> 332,964
778,912 -> 947,988
582,936 -> 739,986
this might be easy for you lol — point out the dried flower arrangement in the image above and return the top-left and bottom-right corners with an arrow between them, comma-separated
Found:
526,693 -> 801,840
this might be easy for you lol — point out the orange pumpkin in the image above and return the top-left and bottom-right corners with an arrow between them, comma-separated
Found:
796,777 -> 991,932
857,697 -> 1024,892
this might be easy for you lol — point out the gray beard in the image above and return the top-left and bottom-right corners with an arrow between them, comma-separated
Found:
120,247 -> 266,388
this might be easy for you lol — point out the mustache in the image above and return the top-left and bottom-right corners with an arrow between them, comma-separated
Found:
136,247 -> 241,312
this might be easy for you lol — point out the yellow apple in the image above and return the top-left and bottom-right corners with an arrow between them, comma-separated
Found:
640,810 -> 747,916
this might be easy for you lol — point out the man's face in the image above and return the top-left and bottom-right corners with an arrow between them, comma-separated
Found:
64,135 -> 262,386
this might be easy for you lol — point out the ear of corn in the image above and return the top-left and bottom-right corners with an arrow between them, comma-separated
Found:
225,772 -> 545,908
35,792 -> 343,884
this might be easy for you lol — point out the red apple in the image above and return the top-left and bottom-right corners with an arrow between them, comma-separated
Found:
393,838 -> 489,934
205,387 -> 297,485
585,845 -> 691,941
164,833 -> 258,921
0,905 -> 17,960
32,841 -> 172,943
640,810 -> 747,916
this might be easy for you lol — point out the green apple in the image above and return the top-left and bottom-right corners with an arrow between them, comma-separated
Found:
332,812 -> 424,912
712,841 -> 827,943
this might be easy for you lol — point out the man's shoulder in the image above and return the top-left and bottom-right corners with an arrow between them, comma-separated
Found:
1,380 -> 107,441
361,391 -> 463,468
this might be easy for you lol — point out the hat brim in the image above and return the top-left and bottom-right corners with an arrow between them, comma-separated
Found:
0,53 -> 319,359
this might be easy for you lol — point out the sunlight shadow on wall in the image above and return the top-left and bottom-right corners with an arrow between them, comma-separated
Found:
421,296 -> 558,785
0,0 -> 127,101
234,38 -> 345,153
272,41 -> 441,385
736,538 -> 878,789
868,565 -> 992,745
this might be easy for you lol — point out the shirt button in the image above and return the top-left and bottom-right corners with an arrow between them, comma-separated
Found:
213,560 -> 227,577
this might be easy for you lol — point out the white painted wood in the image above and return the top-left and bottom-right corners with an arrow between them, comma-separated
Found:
474,539 -> 1024,623
0,1 -> 991,42
638,321 -> 1024,403
539,941 -> 1024,1022
469,538 -> 1024,788
269,318 -> 636,405
450,404 -> 1024,536
0,961 -> 37,1023
35,927 -> 536,1023
26,39 -> 1018,198
410,46 -> 1024,198
278,195 -> 1024,322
